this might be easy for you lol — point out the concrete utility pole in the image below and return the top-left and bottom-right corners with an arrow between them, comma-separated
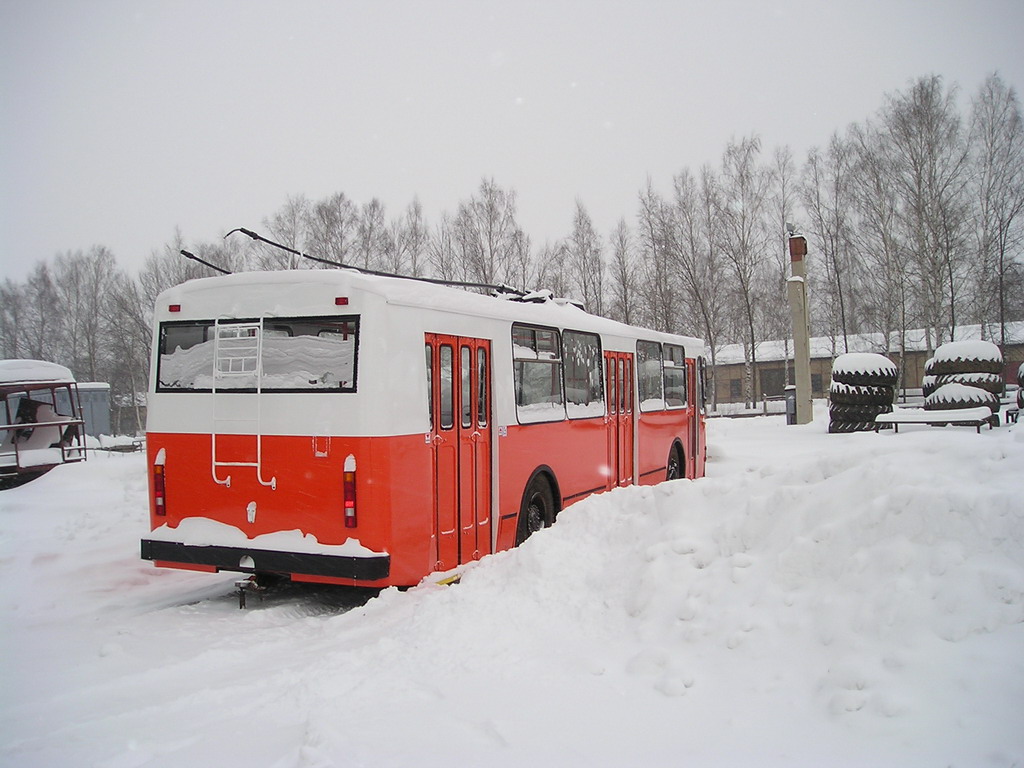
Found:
787,231 -> 813,424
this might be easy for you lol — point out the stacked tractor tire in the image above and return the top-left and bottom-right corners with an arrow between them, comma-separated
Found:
922,340 -> 1003,418
828,353 -> 898,433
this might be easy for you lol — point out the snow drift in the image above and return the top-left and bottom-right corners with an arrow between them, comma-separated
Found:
2,405 -> 1023,767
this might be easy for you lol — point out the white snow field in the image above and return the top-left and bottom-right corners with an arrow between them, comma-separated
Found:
2,404 -> 1023,767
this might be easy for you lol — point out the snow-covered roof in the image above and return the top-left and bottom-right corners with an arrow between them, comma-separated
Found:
714,322 -> 1024,365
159,269 -> 706,351
0,359 -> 75,385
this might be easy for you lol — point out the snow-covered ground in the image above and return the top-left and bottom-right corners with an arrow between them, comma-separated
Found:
2,404 -> 1023,767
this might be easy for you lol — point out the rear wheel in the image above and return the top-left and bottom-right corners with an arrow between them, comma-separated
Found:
516,476 -> 555,546
666,445 -> 683,480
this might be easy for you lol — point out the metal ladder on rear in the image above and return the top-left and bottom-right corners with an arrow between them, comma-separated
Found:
211,318 -> 277,490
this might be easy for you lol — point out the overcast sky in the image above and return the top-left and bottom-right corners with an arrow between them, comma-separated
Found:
2,0 -> 1023,282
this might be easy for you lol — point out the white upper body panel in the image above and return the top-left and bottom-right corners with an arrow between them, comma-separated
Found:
148,270 -> 704,437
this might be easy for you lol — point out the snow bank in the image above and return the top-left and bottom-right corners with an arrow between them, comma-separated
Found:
2,407 -> 1023,767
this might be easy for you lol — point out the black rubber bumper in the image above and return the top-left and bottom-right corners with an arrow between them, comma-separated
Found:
141,539 -> 390,581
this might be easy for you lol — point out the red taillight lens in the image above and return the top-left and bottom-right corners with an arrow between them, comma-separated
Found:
154,464 -> 167,516
343,469 -> 357,528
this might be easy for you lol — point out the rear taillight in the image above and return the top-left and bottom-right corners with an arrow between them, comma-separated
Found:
153,464 -> 166,516
343,454 -> 357,528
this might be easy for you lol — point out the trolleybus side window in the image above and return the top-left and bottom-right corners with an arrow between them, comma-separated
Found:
562,330 -> 605,419
699,356 -> 708,409
157,316 -> 358,392
439,345 -> 454,430
477,348 -> 488,427
425,343 -> 433,429
637,340 -> 664,412
663,343 -> 687,408
461,346 -> 473,428
512,324 -> 565,424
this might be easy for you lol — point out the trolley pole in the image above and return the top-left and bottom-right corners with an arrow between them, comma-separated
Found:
787,232 -> 813,424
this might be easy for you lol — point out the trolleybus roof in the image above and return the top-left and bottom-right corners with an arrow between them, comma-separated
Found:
157,270 -> 706,352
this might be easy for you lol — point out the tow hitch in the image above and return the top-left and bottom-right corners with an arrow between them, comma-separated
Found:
235,575 -> 267,609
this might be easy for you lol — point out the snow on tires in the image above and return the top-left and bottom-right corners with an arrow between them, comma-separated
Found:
829,353 -> 897,433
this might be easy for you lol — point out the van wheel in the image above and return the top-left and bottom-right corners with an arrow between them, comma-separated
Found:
516,476 -> 555,545
666,446 -> 683,481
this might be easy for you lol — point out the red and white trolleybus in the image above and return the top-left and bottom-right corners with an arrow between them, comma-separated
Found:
141,269 -> 707,587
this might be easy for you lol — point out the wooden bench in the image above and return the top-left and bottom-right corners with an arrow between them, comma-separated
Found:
874,406 -> 995,434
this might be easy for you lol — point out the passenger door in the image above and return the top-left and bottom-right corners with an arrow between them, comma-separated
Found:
425,334 -> 492,571
604,351 -> 634,488
686,358 -> 699,479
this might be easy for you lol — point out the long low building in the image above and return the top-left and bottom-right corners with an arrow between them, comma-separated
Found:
711,322 -> 1024,405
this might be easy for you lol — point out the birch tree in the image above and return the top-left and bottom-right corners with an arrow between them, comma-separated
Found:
848,120 -> 913,372
667,166 -> 726,405
970,72 -> 1024,351
453,178 -> 528,288
637,180 -> 680,333
717,136 -> 772,406
800,132 -> 858,349
306,192 -> 358,266
607,219 -> 639,324
259,195 -> 310,270
880,76 -> 972,350
565,201 -> 605,314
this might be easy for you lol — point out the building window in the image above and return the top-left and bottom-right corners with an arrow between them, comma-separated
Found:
760,368 -> 786,397
811,373 -> 823,394
729,378 -> 742,399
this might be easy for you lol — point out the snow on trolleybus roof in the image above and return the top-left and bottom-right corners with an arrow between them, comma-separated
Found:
153,269 -> 706,353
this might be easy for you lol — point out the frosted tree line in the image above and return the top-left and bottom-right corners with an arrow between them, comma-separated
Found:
1,74 -> 1022,426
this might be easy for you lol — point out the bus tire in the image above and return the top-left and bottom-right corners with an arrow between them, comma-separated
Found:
666,444 -> 684,481
516,475 -> 555,546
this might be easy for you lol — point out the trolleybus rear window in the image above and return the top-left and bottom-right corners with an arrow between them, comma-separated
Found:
157,316 -> 358,392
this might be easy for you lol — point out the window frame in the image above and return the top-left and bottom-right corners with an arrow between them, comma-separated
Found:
636,340 -> 665,413
663,343 -> 688,409
511,323 -> 566,425
155,315 -> 360,394
439,344 -> 454,430
562,329 -> 606,420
